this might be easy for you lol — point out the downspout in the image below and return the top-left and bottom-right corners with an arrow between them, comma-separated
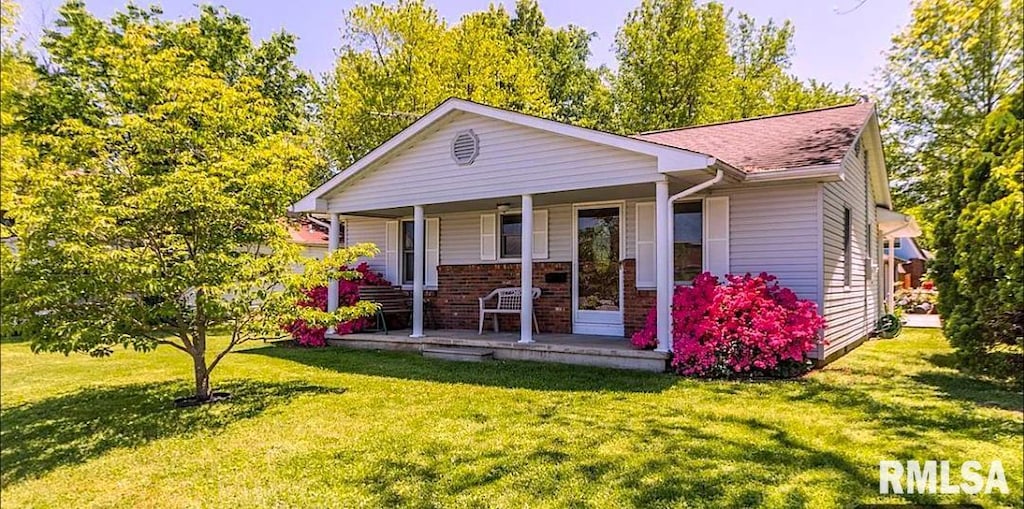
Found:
668,168 -> 725,286
658,167 -> 724,353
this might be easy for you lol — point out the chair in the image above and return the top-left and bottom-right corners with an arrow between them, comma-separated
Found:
478,287 -> 542,335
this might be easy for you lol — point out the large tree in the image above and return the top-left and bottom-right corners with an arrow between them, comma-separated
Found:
932,87 -> 1022,381
878,0 -> 1023,242
318,0 -> 555,167
612,0 -> 854,132
5,2 -> 371,402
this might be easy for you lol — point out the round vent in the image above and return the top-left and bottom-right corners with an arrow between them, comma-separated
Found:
451,130 -> 480,166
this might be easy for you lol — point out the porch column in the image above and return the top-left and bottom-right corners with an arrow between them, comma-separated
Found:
411,205 -> 426,338
887,237 -> 896,312
326,213 -> 342,334
655,180 -> 671,352
519,194 -> 534,343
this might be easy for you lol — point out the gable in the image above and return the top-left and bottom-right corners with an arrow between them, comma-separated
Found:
323,111 -> 666,213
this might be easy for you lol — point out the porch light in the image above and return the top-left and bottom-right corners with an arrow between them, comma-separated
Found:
496,203 -> 511,213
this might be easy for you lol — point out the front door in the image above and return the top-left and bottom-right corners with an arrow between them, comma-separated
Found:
573,204 -> 624,336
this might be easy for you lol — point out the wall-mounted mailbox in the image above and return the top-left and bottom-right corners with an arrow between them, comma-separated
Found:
545,272 -> 569,284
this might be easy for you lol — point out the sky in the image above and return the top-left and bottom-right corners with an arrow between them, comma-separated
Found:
13,0 -> 912,90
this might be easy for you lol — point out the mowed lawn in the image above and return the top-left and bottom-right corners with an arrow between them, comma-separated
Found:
1,329 -> 1021,508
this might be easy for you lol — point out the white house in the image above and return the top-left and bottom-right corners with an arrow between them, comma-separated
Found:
292,98 -> 919,370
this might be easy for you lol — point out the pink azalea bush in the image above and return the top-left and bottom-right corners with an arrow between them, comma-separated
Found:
282,263 -> 391,347
631,272 -> 826,377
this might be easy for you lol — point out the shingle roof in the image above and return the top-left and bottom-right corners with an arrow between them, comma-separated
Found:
633,102 -> 874,173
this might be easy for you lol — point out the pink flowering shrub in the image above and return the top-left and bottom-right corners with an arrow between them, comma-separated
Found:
282,263 -> 391,347
631,272 -> 826,377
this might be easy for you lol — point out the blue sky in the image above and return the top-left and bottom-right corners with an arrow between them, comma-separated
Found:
14,0 -> 911,89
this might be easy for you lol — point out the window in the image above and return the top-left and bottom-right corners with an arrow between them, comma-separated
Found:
892,238 -> 901,249
843,207 -> 852,287
500,213 -> 522,258
673,201 -> 703,283
401,221 -> 417,285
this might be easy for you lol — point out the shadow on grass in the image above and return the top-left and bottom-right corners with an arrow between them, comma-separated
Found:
913,371 -> 1023,413
0,379 -> 343,487
242,344 -> 679,393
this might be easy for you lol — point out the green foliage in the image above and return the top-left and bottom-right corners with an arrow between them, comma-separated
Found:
878,0 -> 1023,243
0,0 -> 39,238
933,87 -> 1023,382
3,2 -> 367,400
612,0 -> 855,132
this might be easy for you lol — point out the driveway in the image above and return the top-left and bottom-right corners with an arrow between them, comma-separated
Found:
904,313 -> 941,328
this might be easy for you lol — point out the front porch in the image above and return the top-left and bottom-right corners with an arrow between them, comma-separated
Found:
325,329 -> 670,372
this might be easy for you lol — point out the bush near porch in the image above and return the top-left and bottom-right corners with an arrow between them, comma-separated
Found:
632,272 -> 825,377
1,328 -> 1020,508
283,263 -> 392,346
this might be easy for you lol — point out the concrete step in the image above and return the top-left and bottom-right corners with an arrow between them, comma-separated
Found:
422,347 -> 494,362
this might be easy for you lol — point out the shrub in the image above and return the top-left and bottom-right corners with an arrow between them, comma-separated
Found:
283,263 -> 390,346
631,272 -> 826,378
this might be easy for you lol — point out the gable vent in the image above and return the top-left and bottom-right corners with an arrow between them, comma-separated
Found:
451,130 -> 480,165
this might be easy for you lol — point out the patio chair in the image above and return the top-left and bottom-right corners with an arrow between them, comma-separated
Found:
478,287 -> 541,335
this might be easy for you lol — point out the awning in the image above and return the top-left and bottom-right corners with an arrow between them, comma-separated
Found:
877,207 -> 921,238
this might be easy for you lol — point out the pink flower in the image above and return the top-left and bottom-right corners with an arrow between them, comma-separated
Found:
283,263 -> 392,347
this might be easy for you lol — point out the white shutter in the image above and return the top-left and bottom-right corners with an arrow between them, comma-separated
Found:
385,220 -> 400,284
703,196 -> 730,277
480,214 -> 496,261
426,218 -> 440,287
635,202 -> 656,288
532,209 -> 548,259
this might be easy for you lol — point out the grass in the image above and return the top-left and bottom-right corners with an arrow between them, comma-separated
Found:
1,329 -> 1021,508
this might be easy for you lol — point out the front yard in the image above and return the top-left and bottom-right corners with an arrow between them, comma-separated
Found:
1,329 -> 1021,508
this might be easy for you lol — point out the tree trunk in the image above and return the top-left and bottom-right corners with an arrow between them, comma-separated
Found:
191,350 -> 211,401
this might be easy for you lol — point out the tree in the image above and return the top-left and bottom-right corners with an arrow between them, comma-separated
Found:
507,0 -> 612,128
878,0 -> 1023,243
318,0 -> 552,167
612,0 -> 853,133
1,0 -> 38,238
932,87 -> 1022,381
5,2 -> 370,402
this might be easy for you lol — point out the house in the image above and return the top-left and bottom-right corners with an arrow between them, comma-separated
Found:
884,236 -> 933,288
291,98 -> 920,370
286,215 -> 332,264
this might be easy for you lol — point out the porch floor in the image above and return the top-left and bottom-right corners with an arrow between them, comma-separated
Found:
325,329 -> 669,372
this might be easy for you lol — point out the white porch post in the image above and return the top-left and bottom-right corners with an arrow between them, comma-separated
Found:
519,194 -> 535,343
655,180 -> 671,352
887,237 -> 896,312
411,205 -> 426,338
326,213 -> 342,334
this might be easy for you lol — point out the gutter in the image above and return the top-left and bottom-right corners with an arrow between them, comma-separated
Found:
670,168 -> 725,203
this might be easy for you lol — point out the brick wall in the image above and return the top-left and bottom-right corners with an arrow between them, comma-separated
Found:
427,262 -> 572,333
420,260 -> 657,337
622,258 -> 656,338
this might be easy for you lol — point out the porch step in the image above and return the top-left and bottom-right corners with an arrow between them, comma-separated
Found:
421,347 -> 494,362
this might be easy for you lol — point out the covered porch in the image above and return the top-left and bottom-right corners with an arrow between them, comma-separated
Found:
326,329 -> 670,372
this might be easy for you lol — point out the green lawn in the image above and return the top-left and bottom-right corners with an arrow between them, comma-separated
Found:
1,329 -> 1021,508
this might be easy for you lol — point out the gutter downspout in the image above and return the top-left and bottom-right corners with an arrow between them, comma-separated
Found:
657,168 -> 724,353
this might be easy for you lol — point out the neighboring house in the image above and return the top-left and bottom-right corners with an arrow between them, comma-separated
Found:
286,216 -> 332,270
292,98 -> 919,366
884,236 -> 933,288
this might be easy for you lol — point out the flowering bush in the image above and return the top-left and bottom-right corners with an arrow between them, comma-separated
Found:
895,288 -> 938,314
631,272 -> 825,378
282,263 -> 391,346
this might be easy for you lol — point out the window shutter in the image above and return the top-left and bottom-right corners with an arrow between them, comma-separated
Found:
703,196 -> 729,277
426,218 -> 440,287
480,214 -> 496,261
385,220 -> 400,284
635,202 -> 656,288
532,209 -> 548,259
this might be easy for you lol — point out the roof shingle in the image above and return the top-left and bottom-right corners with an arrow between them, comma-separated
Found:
633,102 -> 874,172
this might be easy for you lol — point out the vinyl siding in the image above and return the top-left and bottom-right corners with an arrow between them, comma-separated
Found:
822,145 -> 879,357
344,216 -> 388,275
728,185 -> 822,305
326,112 -> 661,213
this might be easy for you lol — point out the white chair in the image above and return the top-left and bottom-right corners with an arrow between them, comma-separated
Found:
478,287 -> 542,335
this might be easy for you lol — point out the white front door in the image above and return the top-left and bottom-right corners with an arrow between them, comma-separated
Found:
573,203 -> 625,336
